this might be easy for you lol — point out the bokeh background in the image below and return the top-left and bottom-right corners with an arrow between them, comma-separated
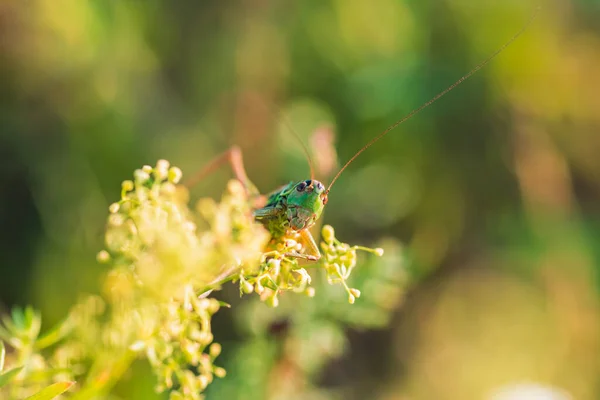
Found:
2,0 -> 600,399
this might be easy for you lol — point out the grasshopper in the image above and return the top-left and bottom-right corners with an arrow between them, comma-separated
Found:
186,9 -> 538,262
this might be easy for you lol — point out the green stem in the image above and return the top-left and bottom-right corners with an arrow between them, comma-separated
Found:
198,272 -> 240,297
353,245 -> 378,254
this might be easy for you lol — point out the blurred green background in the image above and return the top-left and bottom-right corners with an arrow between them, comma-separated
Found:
1,0 -> 600,399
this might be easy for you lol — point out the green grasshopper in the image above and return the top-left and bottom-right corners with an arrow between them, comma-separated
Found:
186,10 -> 538,262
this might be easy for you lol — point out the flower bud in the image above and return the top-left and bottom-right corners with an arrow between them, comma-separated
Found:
96,250 -> 111,263
198,374 -> 210,389
196,331 -> 213,345
134,169 -> 151,183
322,225 -> 335,243
209,343 -> 222,358
182,341 -> 201,365
241,280 -> 254,294
348,293 -> 356,304
168,167 -> 183,184
255,281 -> 264,295
109,202 -> 120,213
198,298 -> 212,309
156,159 -> 170,173
207,299 -> 220,314
347,251 -> 357,264
213,367 -> 227,378
108,213 -> 124,227
121,180 -> 134,192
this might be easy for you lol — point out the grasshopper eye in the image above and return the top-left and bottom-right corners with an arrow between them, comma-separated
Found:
296,182 -> 307,192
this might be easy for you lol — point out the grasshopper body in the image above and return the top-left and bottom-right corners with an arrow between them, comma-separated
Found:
254,179 -> 328,260
186,147 -> 327,260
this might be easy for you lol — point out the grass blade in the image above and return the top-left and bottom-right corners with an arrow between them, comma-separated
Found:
0,366 -> 24,388
35,318 -> 73,351
24,381 -> 75,400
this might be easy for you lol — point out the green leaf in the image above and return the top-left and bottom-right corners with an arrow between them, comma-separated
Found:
0,366 -> 24,388
24,381 -> 75,400
11,307 -> 24,329
23,306 -> 42,339
24,306 -> 35,328
0,341 -> 4,372
35,318 -> 73,350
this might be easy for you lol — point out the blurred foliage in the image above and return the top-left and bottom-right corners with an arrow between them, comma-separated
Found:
1,0 -> 600,399
0,307 -> 74,399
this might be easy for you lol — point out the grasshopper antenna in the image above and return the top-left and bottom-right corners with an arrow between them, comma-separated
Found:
325,6 -> 540,195
256,98 -> 316,181
277,110 -> 316,182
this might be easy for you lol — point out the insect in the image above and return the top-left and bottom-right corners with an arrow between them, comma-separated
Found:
186,8 -> 539,262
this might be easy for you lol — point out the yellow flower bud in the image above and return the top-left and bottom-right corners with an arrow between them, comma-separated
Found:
168,167 -> 183,184
134,169 -> 150,183
322,225 -> 335,243
96,250 -> 111,263
121,180 -> 134,192
213,367 -> 227,378
109,202 -> 120,213
209,343 -> 222,358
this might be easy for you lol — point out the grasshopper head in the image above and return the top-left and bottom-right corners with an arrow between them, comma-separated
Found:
286,179 -> 328,231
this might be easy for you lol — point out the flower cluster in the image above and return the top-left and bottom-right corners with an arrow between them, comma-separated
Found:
141,294 -> 225,400
320,225 -> 384,304
1,159 -> 386,400
99,159 -> 254,298
0,307 -> 77,399
234,226 -> 384,307
234,230 -> 315,308
96,160 -> 270,398
93,160 -> 383,398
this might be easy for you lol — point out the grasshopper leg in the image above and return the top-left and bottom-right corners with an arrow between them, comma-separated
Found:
286,229 -> 321,262
284,251 -> 319,262
253,205 -> 280,219
184,145 -> 260,197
